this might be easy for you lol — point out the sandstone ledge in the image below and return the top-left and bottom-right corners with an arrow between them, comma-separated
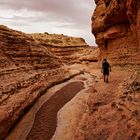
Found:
0,69 -> 81,140
0,25 -> 97,140
92,0 -> 140,66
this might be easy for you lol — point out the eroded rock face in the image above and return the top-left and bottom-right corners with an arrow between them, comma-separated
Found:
92,0 -> 140,66
31,33 -> 98,64
0,25 -> 83,140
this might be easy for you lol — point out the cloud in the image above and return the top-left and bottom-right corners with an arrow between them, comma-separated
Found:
0,0 -> 94,25
0,0 -> 96,45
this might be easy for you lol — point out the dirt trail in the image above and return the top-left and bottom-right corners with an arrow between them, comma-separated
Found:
26,81 -> 84,140
6,64 -> 134,140
74,66 -> 140,140
50,67 -> 129,140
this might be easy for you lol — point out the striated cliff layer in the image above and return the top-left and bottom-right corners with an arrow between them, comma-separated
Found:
0,25 -> 63,140
0,25 -> 93,140
72,1 -> 140,139
31,33 -> 98,64
92,0 -> 140,66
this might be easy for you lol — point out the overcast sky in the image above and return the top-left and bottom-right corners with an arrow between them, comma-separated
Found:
0,0 -> 96,46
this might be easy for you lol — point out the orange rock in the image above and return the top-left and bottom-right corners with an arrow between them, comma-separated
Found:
0,25 -> 90,140
92,0 -> 140,66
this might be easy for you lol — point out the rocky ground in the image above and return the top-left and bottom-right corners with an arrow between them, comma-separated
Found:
5,66 -> 95,140
75,65 -> 140,140
5,63 -> 140,140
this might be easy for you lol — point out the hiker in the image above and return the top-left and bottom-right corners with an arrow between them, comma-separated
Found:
101,59 -> 111,83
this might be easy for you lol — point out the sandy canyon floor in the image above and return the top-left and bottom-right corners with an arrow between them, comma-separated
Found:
6,63 -> 140,140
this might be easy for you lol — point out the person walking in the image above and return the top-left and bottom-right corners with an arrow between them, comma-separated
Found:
101,59 -> 111,83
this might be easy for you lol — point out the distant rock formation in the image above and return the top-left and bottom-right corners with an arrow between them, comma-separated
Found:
92,0 -> 140,66
0,25 -> 97,140
0,25 -> 62,70
31,33 -> 98,64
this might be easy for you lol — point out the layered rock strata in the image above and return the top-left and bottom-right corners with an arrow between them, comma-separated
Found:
0,25 -> 84,140
31,33 -> 98,64
73,1 -> 140,139
92,0 -> 140,66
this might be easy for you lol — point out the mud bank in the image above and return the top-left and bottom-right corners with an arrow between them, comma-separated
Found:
6,71 -> 95,140
26,81 -> 84,140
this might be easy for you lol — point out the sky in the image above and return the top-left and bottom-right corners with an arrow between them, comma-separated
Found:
0,0 -> 96,46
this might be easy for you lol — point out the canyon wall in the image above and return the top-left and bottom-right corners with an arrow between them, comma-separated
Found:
92,0 -> 140,66
0,25 -> 96,140
73,1 -> 140,139
31,33 -> 98,64
0,25 -> 67,140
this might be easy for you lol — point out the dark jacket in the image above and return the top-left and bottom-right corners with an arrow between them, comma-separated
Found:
102,61 -> 111,75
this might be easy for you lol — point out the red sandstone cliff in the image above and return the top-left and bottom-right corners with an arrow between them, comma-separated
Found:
0,25 -> 96,140
92,0 -> 140,66
31,33 -> 98,64
0,25 -> 66,140
73,1 -> 140,139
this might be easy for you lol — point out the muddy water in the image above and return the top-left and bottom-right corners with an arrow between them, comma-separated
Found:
6,72 -> 94,140
26,81 -> 84,140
